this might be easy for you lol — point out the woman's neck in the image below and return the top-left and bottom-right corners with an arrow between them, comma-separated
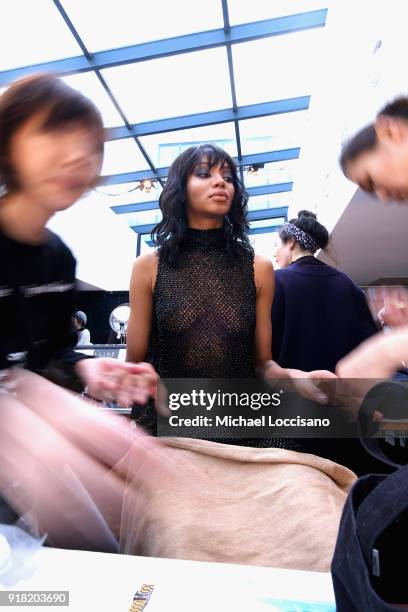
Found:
0,193 -> 52,244
292,249 -> 313,263
186,214 -> 224,230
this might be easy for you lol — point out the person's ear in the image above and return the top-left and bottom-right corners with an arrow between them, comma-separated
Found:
288,237 -> 296,251
375,115 -> 406,146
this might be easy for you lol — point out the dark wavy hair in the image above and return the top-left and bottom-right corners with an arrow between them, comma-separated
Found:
339,124 -> 377,176
339,96 -> 408,176
152,144 -> 252,265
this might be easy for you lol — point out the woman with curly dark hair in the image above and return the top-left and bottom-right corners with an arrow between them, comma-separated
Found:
127,143 -> 273,383
127,144 -> 333,395
122,147 -> 354,571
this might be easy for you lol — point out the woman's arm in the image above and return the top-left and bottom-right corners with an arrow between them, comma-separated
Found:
253,255 -> 275,370
336,325 -> 408,379
253,255 -> 294,377
126,253 -> 158,364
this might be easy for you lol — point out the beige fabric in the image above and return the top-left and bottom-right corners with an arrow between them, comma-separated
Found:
119,438 -> 356,571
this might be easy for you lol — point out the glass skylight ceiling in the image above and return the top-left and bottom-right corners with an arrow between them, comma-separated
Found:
232,28 -> 325,106
62,73 -> 125,128
62,0 -> 223,52
0,0 -> 329,256
140,123 -> 239,167
101,48 -> 233,124
0,0 -> 82,70
227,0 -> 328,25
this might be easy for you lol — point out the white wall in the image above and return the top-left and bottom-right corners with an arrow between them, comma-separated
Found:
47,189 -> 137,291
319,188 -> 408,286
291,1 -> 408,233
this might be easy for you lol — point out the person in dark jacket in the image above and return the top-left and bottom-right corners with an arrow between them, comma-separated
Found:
272,210 -> 377,373
272,210 -> 384,474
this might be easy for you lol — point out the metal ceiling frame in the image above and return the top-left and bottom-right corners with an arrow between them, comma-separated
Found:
102,148 -> 300,184
249,225 -> 282,236
110,181 -> 293,215
0,9 -> 327,85
0,2 -> 328,240
52,0 -> 165,187
106,97 -> 310,140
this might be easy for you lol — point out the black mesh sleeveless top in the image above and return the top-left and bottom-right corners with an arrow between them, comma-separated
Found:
149,227 -> 256,378
142,227 -> 299,451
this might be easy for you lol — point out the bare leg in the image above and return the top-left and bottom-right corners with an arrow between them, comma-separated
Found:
0,370 -> 189,551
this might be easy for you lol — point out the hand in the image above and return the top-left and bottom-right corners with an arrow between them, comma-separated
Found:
334,334 -> 399,419
287,369 -> 337,404
75,358 -> 158,408
263,361 -> 337,404
383,288 -> 408,328
367,286 -> 408,328
330,377 -> 385,422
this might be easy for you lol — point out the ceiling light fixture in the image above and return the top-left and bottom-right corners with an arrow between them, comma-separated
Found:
246,163 -> 264,176
138,179 -> 156,193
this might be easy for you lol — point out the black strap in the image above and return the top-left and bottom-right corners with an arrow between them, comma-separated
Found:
358,437 -> 402,469
358,381 -> 408,469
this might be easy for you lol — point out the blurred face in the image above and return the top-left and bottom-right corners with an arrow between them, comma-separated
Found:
9,111 -> 102,211
186,158 -> 235,223
345,118 -> 408,203
274,237 -> 294,268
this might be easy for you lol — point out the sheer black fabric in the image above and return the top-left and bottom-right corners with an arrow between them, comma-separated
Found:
149,227 -> 256,378
136,227 -> 298,450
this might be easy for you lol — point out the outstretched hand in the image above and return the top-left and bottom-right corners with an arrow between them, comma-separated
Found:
75,358 -> 158,407
263,361 -> 337,404
287,368 -> 337,404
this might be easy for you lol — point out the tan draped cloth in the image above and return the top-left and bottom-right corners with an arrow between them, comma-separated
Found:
119,438 -> 356,572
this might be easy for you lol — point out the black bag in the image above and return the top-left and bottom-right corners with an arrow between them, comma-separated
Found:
332,382 -> 408,611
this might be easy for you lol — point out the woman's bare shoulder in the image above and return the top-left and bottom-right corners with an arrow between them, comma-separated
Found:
130,251 -> 159,291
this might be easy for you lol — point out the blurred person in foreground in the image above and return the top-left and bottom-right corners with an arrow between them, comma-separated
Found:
0,73 -> 156,405
0,368 -> 178,552
330,97 -> 408,611
0,74 -> 182,549
333,96 -> 408,441
338,97 -> 408,383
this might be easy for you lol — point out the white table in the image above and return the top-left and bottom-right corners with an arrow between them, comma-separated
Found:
2,547 -> 335,611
